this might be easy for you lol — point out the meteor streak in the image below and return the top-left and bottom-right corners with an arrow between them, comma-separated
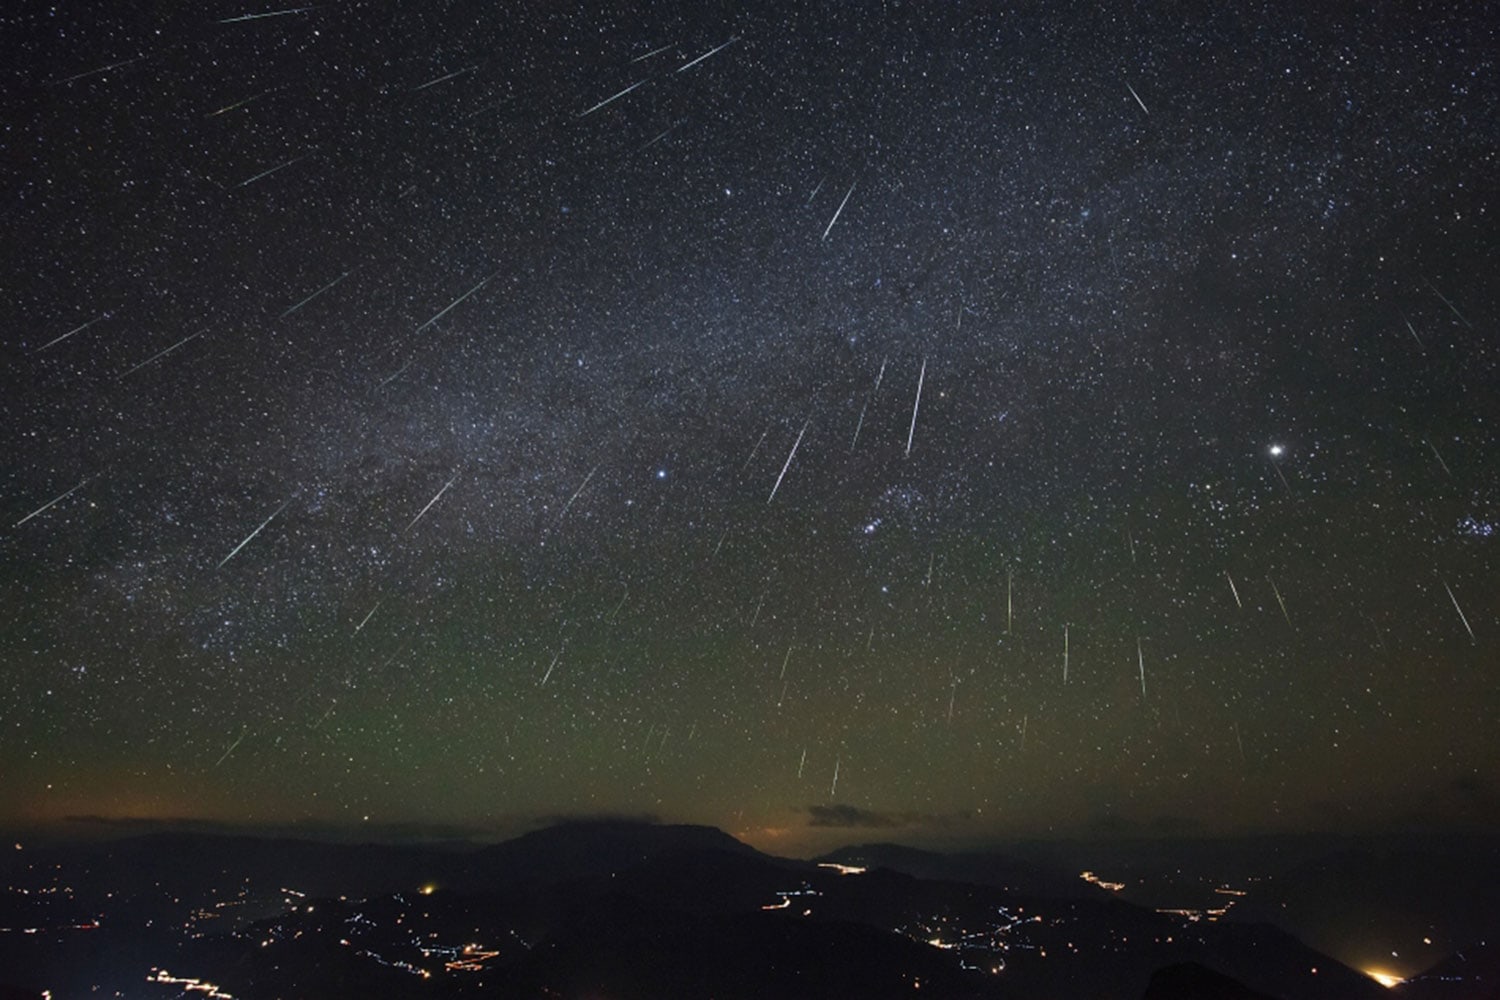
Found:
906,358 -> 926,457
821,181 -> 856,241
13,477 -> 92,528
677,36 -> 739,73
218,499 -> 291,568
405,470 -> 461,534
577,78 -> 647,117
36,314 -> 106,352
767,419 -> 809,503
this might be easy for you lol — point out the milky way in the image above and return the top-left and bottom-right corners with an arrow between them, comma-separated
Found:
3,1 -> 1496,851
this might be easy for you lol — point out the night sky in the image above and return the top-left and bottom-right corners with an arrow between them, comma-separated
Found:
3,1 -> 1496,855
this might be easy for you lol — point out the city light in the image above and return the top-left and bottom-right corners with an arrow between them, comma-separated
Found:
1079,871 -> 1125,892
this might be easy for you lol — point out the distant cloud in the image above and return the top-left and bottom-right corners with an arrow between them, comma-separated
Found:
66,815 -> 239,833
806,805 -> 901,829
1082,813 -> 1203,837
62,814 -> 517,843
57,812 -> 683,846
534,812 -> 662,828
1391,771 -> 1500,829
803,805 -> 971,830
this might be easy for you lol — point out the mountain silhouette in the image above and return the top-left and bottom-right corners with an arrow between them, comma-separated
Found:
1,820 -> 1404,999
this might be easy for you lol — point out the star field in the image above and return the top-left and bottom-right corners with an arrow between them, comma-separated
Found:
2,0 -> 1497,852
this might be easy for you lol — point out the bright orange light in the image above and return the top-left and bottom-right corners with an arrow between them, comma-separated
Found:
1365,969 -> 1403,988
1079,870 -> 1125,892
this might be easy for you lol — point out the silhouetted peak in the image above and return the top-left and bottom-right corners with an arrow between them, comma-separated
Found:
1141,962 -> 1278,1000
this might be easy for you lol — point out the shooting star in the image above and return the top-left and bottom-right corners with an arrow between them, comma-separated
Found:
1233,723 -> 1245,764
1267,575 -> 1292,627
354,601 -> 380,634
850,406 -> 867,453
13,476 -> 92,528
52,54 -> 147,85
830,756 -> 840,799
631,42 -> 675,64
378,357 -> 414,387
120,328 -> 206,378
821,181 -> 856,241
798,747 -> 807,779
1268,455 -> 1292,493
767,418 -> 809,504
219,6 -> 315,24
749,590 -> 768,627
577,78 -> 647,117
540,648 -> 563,686
606,585 -> 629,623
1399,309 -> 1425,350
1137,637 -> 1147,698
415,270 -> 497,333
205,87 -> 280,117
1423,438 -> 1453,478
1225,570 -> 1243,609
640,120 -> 683,150
556,464 -> 598,523
1425,277 -> 1473,329
1125,79 -> 1149,115
1441,578 -> 1476,644
1063,625 -> 1069,684
218,498 -> 291,568
213,727 -> 250,767
414,65 -> 474,91
280,269 -> 352,319
36,314 -> 107,352
779,646 -> 792,680
236,153 -> 310,188
740,423 -> 770,473
1019,714 -> 1027,750
849,357 -> 887,452
676,36 -> 739,73
405,469 -> 461,534
806,176 -> 825,206
1006,569 -> 1013,634
905,357 -> 926,457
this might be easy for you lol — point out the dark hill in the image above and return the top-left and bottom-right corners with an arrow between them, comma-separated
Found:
1393,939 -> 1500,1000
816,841 -> 1088,897
512,891 -> 983,999
460,819 -> 775,888
1141,962 -> 1278,1000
